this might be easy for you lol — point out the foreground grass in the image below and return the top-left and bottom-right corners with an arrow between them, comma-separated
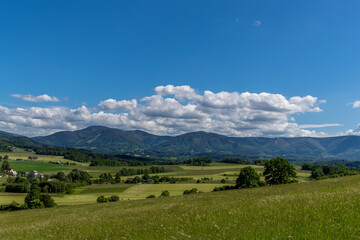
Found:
0,175 -> 359,239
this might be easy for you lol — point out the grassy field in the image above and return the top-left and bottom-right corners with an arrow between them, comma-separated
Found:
0,150 -> 311,207
0,175 -> 359,239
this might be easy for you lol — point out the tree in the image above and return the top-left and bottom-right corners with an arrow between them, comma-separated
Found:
263,157 -> 297,185
39,194 -> 56,207
27,173 -> 36,183
3,155 -> 8,160
311,166 -> 325,179
24,184 -> 43,209
97,195 -> 108,203
236,166 -> 260,188
1,160 -> 10,171
183,188 -> 198,195
115,173 -> 121,183
107,195 -> 119,202
160,190 -> 170,197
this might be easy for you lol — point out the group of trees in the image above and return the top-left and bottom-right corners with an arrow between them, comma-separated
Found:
215,157 -> 297,192
302,163 -> 359,179
5,169 -> 92,194
124,175 -> 192,184
219,158 -> 252,164
116,167 -> 170,177
183,157 -> 212,166
183,188 -> 198,195
33,146 -> 153,166
0,183 -> 56,211
96,195 -> 120,203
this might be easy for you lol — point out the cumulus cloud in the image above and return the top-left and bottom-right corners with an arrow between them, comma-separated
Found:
11,94 -> 60,102
154,85 -> 200,101
352,100 -> 360,108
98,99 -> 137,111
0,85 -> 327,137
299,124 -> 342,129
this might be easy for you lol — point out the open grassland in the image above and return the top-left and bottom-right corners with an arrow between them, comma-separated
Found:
0,153 -> 311,206
0,183 -> 227,205
0,175 -> 359,239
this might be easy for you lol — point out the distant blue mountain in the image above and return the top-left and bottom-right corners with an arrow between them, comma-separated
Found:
33,126 -> 360,161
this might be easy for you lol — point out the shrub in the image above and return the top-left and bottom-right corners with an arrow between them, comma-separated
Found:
160,190 -> 170,197
183,188 -> 198,195
108,195 -> 120,202
39,194 -> 57,208
0,201 -> 23,211
146,194 -> 156,198
97,195 -> 108,203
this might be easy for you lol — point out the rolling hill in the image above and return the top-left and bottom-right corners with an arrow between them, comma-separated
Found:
33,125 -> 360,161
0,132 -> 40,151
1,175 -> 359,239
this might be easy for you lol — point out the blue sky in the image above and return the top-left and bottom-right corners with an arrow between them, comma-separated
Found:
1,0 -> 360,136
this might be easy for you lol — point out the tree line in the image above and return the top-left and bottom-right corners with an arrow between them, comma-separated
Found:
214,157 -> 297,192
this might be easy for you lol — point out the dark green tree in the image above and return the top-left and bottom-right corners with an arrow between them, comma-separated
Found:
236,166 -> 260,188
107,195 -> 119,202
311,166 -> 325,179
97,195 -> 108,203
24,184 -> 43,209
27,173 -> 36,183
39,194 -> 56,207
160,190 -> 170,197
115,173 -> 121,183
263,157 -> 297,185
1,160 -> 10,171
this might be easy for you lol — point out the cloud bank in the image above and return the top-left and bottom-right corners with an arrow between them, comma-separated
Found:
1,85 -> 328,137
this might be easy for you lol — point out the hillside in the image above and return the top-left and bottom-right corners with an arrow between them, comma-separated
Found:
0,175 -> 359,239
33,126 -> 149,154
34,126 -> 360,160
0,132 -> 40,151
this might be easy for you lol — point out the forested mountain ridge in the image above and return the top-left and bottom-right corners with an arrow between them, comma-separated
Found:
33,126 -> 360,161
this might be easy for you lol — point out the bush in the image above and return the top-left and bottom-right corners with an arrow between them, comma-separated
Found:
213,185 -> 236,192
107,195 -> 120,202
160,190 -> 170,197
146,194 -> 156,198
183,188 -> 198,195
97,195 -> 108,203
39,194 -> 57,208
0,201 -> 23,211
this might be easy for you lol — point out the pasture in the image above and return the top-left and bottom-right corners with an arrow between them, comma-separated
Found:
0,175 -> 358,239
0,150 -> 311,206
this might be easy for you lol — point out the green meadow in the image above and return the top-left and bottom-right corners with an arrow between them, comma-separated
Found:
0,175 -> 359,239
0,150 -> 312,207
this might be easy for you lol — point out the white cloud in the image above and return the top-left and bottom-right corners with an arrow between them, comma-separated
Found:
352,100 -> 360,108
153,85 -> 200,101
98,99 -> 137,111
11,94 -> 60,102
0,85 -> 328,137
299,124 -> 342,129
254,20 -> 261,26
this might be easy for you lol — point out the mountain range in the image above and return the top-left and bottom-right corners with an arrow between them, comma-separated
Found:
32,125 -> 360,161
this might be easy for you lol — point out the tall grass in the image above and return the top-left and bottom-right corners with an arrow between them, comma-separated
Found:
0,175 -> 359,239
